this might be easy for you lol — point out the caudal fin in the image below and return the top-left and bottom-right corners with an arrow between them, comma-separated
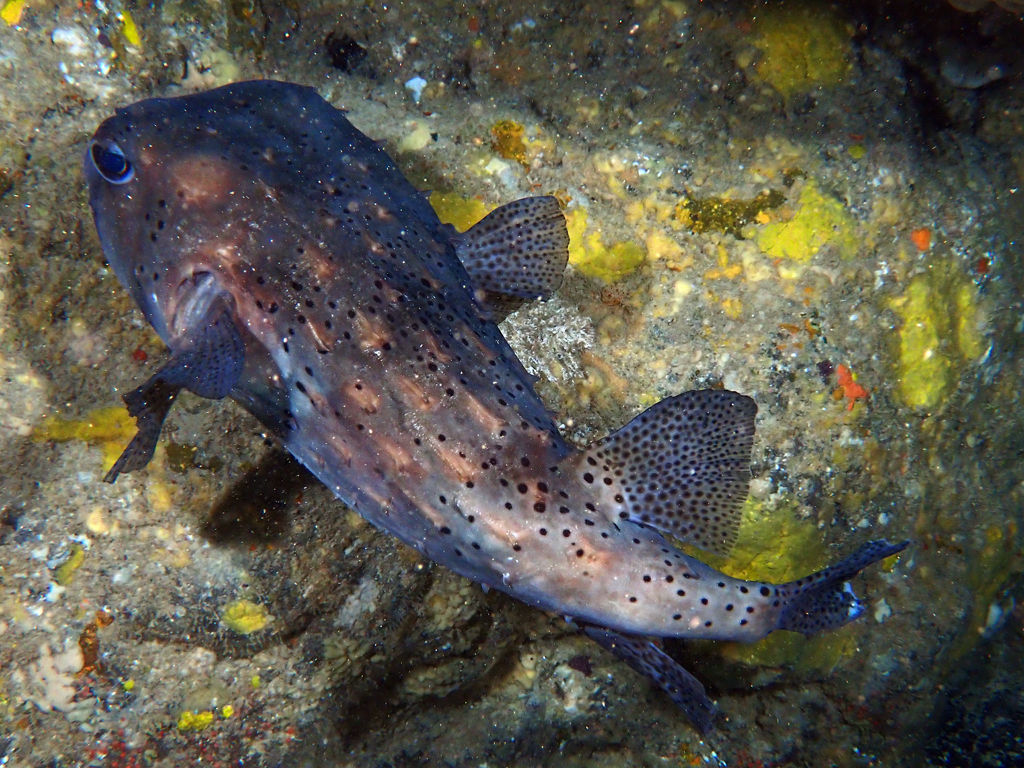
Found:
777,539 -> 909,637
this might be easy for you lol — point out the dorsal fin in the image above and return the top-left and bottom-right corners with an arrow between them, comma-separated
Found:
591,390 -> 756,556
454,195 -> 569,320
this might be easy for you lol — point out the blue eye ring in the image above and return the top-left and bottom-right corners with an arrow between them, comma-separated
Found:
90,141 -> 134,184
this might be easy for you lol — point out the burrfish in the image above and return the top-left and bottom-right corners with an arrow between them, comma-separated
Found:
84,80 -> 907,732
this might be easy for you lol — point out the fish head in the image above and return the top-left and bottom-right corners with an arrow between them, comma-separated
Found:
84,85 -> 294,346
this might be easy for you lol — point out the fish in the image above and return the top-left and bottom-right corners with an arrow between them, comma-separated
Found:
84,80 -> 908,733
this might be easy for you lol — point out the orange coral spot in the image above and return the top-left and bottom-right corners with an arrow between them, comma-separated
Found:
910,228 -> 931,252
835,364 -> 868,410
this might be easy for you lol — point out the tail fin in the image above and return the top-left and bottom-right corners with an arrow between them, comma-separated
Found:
778,540 -> 909,637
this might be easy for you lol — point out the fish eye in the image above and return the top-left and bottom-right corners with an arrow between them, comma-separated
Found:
90,141 -> 134,184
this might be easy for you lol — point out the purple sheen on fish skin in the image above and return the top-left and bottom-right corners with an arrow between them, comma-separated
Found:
85,80 -> 908,734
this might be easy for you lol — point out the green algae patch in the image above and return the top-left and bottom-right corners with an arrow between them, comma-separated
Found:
755,181 -> 859,262
33,406 -> 137,473
220,599 -> 272,635
566,207 -> 646,282
675,189 -> 785,238
749,5 -> 853,100
429,192 -> 493,233
889,263 -> 985,410
684,497 -> 858,674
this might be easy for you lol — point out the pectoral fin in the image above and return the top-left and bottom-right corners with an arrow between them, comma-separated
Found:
104,302 -> 244,483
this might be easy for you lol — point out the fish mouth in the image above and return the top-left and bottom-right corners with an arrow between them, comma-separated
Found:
170,270 -> 236,342
88,139 -> 135,185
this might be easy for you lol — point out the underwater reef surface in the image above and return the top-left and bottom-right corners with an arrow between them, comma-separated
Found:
0,0 -> 1022,765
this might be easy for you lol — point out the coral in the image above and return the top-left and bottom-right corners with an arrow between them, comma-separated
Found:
500,296 -> 595,384
889,263 -> 985,409
748,5 -> 853,100
755,181 -> 859,263
11,642 -> 87,715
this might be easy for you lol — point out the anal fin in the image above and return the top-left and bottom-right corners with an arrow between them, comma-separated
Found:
104,301 -> 245,484
455,195 -> 569,320
584,626 -> 717,734
590,390 -> 757,556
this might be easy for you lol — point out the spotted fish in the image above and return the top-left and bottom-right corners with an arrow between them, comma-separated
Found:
84,80 -> 907,733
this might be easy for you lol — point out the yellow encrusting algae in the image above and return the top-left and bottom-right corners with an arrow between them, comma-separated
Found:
220,599 -> 272,635
889,262 -> 985,409
565,208 -> 646,282
747,5 -> 853,100
33,406 -> 137,473
755,181 -> 859,263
